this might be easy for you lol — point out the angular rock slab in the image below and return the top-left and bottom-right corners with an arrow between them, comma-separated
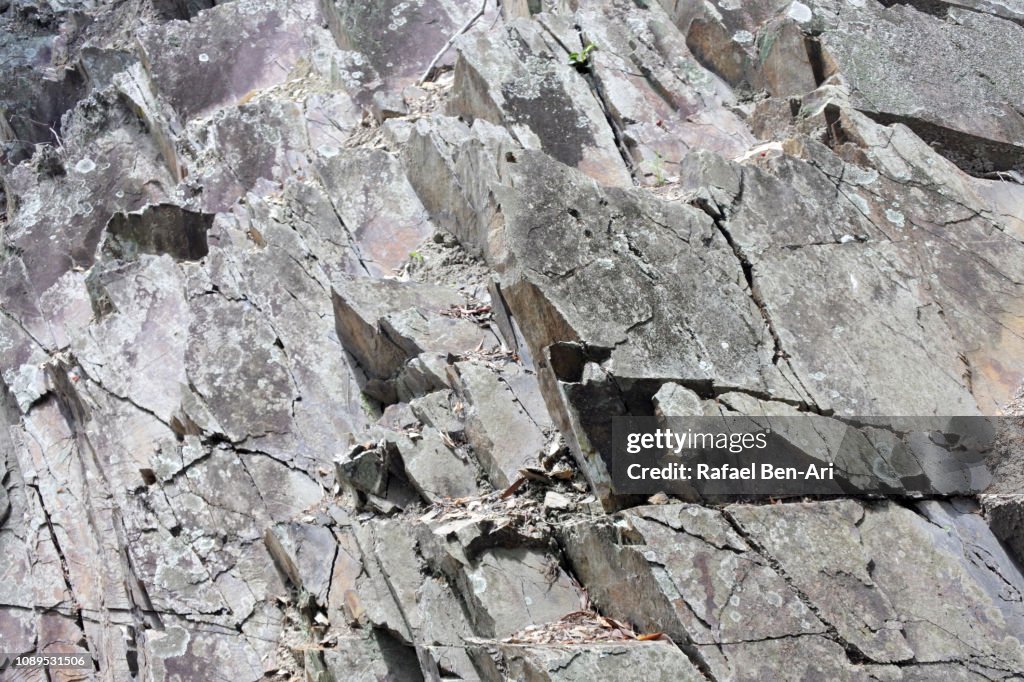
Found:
332,275 -> 495,402
450,18 -> 633,187
574,0 -> 754,183
563,501 -> 1024,679
449,360 -> 551,489
399,429 -> 480,503
416,513 -> 585,640
473,642 -> 705,681
314,149 -> 435,277
485,150 -> 796,505
318,0 -> 487,92
136,0 -> 317,120
810,0 -> 1024,174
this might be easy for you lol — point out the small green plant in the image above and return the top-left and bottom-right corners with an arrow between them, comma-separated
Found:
568,43 -> 597,68
645,153 -> 667,187
409,250 -> 425,264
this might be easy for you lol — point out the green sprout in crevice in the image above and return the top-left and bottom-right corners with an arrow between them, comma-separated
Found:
643,153 -> 668,187
568,42 -> 597,70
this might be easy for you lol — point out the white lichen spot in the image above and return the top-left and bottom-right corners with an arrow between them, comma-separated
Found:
885,209 -> 905,227
846,166 -> 879,186
317,145 -> 340,158
840,234 -> 856,244
721,341 -> 730,350
810,371 -> 827,382
470,572 -> 487,595
787,1 -> 813,23
732,30 -> 754,45
198,53 -> 210,63
74,158 -> 96,174
194,536 -> 215,555
150,626 -> 190,659
728,610 -> 743,623
766,591 -> 784,607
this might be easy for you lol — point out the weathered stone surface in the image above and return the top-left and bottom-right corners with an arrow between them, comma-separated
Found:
729,500 -> 913,663
319,633 -> 424,682
314,149 -> 435,277
449,361 -> 552,489
332,276 -> 496,402
403,115 -> 514,261
480,150 -> 798,503
318,0 -> 487,93
476,641 -> 705,681
136,0 -> 315,121
575,0 -> 754,184
336,437 -> 420,512
564,501 -> 1024,678
400,429 -> 480,502
810,0 -> 1024,175
419,516 -> 584,642
265,522 -> 337,605
5,0 -> 1024,678
409,389 -> 465,439
450,18 -> 633,187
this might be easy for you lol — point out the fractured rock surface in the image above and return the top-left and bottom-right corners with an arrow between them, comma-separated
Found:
2,0 -> 1024,679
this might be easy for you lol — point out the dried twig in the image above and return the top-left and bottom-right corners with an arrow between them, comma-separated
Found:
417,0 -> 488,85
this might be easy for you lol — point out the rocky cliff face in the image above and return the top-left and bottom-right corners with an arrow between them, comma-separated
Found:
2,0 -> 1024,679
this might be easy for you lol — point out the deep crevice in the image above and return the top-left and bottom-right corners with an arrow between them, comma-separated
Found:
878,0 -> 950,19
862,111 -> 1024,177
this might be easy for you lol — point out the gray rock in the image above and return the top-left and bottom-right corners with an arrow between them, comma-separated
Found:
4,0 -> 1024,679
319,633 -> 424,682
336,438 -> 419,511
562,504 -> 825,678
314,149 -> 436,277
409,389 -> 465,439
319,0 -> 485,92
574,0 -> 754,185
810,0 -> 1024,175
449,361 -> 551,488
450,18 -> 632,187
265,522 -> 338,606
564,500 -> 1024,678
728,500 -> 914,663
136,0 -> 315,121
332,276 -> 494,402
476,641 -> 705,681
400,429 -> 480,502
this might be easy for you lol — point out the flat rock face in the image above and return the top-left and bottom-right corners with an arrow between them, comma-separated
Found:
563,500 -> 1024,679
136,0 -> 315,120
480,641 -> 706,681
3,0 -> 1024,679
450,18 -> 633,187
811,1 -> 1024,175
